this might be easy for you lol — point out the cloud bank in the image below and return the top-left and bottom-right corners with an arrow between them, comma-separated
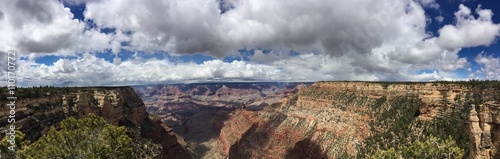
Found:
0,0 -> 499,86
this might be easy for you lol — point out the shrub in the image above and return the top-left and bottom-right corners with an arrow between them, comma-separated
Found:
18,114 -> 132,159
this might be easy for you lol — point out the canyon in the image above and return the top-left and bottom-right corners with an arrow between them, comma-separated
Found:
221,81 -> 500,158
137,81 -> 500,158
1,81 -> 499,158
134,82 -> 311,158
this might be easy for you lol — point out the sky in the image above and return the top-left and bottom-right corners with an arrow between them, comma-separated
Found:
1,0 -> 500,86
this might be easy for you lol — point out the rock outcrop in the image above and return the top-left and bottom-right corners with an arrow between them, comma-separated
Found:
10,81 -> 498,158
0,87 -> 191,159
470,101 -> 500,159
217,81 -> 500,158
134,82 -> 311,158
135,82 -> 310,117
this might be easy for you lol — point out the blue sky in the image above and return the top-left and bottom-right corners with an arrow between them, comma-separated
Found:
427,0 -> 500,71
1,0 -> 500,86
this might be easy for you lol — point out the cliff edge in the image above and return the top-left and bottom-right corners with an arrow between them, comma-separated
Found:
0,86 -> 191,159
219,81 -> 500,158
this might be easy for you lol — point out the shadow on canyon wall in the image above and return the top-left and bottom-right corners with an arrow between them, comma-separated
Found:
228,123 -> 271,158
225,111 -> 328,159
285,139 -> 329,159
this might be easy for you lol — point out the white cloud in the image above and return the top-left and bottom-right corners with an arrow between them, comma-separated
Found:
417,0 -> 440,9
83,0 -> 430,58
437,4 -> 500,50
435,16 -> 444,23
15,53 -> 289,86
85,0 -> 232,57
1,0 -> 499,86
387,4 -> 500,72
60,0 -> 101,5
81,0 -> 455,80
9,52 -> 446,86
475,52 -> 500,79
11,51 -> 472,87
0,0 -> 113,55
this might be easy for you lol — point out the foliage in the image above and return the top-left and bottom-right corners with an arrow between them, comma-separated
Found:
402,136 -> 464,158
359,97 -> 421,155
0,86 -> 162,158
0,130 -> 28,159
372,96 -> 386,109
359,94 -> 470,158
417,103 -> 471,155
0,85 -> 109,99
372,136 -> 464,159
18,114 -> 132,159
370,148 -> 399,159
130,138 -> 162,159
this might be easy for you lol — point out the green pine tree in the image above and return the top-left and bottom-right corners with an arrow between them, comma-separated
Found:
0,130 -> 28,159
371,136 -> 464,159
18,114 -> 132,159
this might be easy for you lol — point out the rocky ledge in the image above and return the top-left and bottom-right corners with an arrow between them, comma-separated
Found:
218,81 -> 500,158
0,86 -> 191,159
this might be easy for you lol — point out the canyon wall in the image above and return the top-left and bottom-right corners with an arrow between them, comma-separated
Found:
134,82 -> 311,158
11,82 -> 497,158
0,87 -> 191,159
218,81 -> 500,158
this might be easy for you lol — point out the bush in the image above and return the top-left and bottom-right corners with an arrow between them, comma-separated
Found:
370,148 -> 399,159
0,130 -> 28,158
18,114 -> 132,159
371,136 -> 464,159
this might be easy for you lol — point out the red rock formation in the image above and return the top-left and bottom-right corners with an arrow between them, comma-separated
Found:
219,109 -> 257,155
217,82 -> 500,158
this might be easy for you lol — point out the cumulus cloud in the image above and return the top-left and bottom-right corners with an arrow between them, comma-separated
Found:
1,0 -> 499,86
85,0 -> 231,57
0,0 -> 113,56
82,0 -> 438,74
83,0 -> 430,58
388,4 -> 500,72
16,52 -> 458,86
475,53 -> 500,79
15,53 -> 289,86
437,5 -> 500,50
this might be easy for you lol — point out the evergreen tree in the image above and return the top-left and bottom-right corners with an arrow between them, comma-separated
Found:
371,136 -> 464,159
0,130 -> 28,159
18,115 -> 132,159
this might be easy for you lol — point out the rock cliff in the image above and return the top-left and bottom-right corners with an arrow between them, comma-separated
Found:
0,87 -> 191,159
134,82 -> 311,158
11,81 -> 497,158
218,81 -> 500,158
